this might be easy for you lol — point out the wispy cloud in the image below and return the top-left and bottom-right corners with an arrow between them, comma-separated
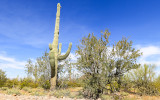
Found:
0,52 -> 26,69
136,45 -> 160,67
140,46 -> 160,57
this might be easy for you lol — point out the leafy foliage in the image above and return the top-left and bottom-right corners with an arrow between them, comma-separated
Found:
124,64 -> 159,95
0,69 -> 7,87
25,51 -> 51,89
5,77 -> 19,88
76,30 -> 111,99
76,30 -> 142,99
20,77 -> 38,89
110,37 -> 142,91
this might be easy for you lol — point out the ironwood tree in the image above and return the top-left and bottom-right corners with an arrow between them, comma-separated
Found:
76,29 -> 142,99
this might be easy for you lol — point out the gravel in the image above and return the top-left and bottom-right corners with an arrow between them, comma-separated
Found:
0,93 -> 87,100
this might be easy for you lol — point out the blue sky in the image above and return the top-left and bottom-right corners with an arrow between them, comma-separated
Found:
0,0 -> 160,78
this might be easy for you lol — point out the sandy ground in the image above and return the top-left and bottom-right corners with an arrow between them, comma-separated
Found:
0,93 -> 86,100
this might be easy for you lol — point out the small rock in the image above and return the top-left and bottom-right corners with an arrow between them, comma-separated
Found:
13,94 -> 17,96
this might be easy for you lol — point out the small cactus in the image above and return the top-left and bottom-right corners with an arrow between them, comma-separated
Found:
49,3 -> 72,90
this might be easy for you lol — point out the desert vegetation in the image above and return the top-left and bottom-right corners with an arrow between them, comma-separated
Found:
0,30 -> 160,100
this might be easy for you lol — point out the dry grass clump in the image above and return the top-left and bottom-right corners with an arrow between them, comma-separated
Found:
6,88 -> 21,95
49,89 -> 71,98
0,87 -> 9,91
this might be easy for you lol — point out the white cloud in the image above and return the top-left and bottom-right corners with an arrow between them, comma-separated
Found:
136,45 -> 160,76
140,46 -> 160,57
0,52 -> 26,69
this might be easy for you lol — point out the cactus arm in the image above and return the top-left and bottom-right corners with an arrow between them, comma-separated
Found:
58,43 -> 72,60
59,43 -> 62,55
49,43 -> 52,50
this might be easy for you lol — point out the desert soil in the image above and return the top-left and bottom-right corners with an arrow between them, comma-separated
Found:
0,93 -> 86,100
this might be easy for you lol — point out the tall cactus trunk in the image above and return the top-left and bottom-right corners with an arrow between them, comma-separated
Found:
49,3 -> 72,90
50,59 -> 57,90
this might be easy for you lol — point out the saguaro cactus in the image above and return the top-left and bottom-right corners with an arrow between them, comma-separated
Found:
49,3 -> 72,90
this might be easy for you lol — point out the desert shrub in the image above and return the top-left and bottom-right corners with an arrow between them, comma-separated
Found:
67,81 -> 82,87
36,87 -> 44,90
50,89 -> 71,98
154,75 -> 160,93
138,82 -> 159,95
105,81 -> 119,93
7,88 -> 21,95
5,78 -> 20,88
57,79 -> 68,89
129,64 -> 159,95
5,79 -> 14,88
110,81 -> 119,92
0,69 -> 7,87
121,73 -> 133,91
41,80 -> 50,89
20,78 -> 38,89
0,87 -> 9,91
70,91 -> 84,99
123,97 -> 136,100
113,93 -> 123,100
31,91 -> 44,96
121,92 -> 129,96
22,87 -> 32,93
75,94 -> 84,99
100,94 -> 113,100
76,30 -> 142,99
83,84 -> 103,99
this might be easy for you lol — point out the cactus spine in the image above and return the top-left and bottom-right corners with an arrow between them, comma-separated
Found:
49,3 -> 72,90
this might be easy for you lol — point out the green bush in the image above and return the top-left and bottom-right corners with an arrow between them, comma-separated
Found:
109,81 -> 119,92
7,88 -> 21,95
42,80 -> 50,89
22,87 -> 32,93
154,75 -> 160,93
20,78 -> 38,89
5,78 -> 19,88
5,79 -> 14,88
67,81 -> 82,87
57,80 -> 68,89
0,69 -> 7,87
100,94 -> 112,100
31,91 -> 44,96
121,92 -> 129,96
50,89 -> 71,98
138,82 -> 159,95
0,87 -> 9,91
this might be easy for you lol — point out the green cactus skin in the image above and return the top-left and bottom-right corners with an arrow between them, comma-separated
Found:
49,3 -> 72,90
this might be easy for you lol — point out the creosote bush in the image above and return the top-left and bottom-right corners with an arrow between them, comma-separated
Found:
20,78 -> 38,89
